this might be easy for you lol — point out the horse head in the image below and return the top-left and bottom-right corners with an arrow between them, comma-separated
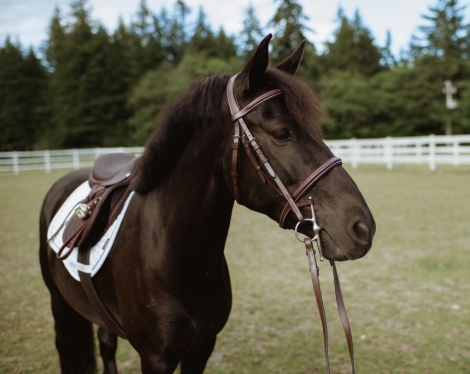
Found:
224,34 -> 375,261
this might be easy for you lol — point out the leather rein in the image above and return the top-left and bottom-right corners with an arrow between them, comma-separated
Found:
226,74 -> 355,374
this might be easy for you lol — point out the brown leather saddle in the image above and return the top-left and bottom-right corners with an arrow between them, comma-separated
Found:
55,152 -> 137,260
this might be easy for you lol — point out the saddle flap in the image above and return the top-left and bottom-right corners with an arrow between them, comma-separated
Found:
62,182 -> 132,251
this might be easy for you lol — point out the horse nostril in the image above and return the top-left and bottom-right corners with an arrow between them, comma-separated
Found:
355,222 -> 369,240
348,220 -> 371,247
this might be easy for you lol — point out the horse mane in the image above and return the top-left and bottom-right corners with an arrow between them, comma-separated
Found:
133,69 -> 324,194
132,74 -> 230,194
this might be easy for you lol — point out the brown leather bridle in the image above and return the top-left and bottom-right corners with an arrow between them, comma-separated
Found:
226,75 -> 342,227
226,74 -> 355,374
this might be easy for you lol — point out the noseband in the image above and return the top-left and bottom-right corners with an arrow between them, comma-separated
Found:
226,74 -> 355,374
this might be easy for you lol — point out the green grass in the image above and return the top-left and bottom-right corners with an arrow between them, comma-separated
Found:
1,165 -> 470,373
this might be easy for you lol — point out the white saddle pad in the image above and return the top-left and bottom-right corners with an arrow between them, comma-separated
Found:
47,181 -> 134,281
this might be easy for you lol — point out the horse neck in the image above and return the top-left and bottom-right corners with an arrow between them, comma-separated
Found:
145,130 -> 234,260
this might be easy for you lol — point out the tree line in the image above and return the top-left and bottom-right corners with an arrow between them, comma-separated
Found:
1,0 -> 469,150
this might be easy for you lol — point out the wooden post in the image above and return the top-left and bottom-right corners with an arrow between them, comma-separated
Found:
45,150 -> 51,173
73,149 -> 80,170
429,135 -> 436,171
453,138 -> 459,167
385,137 -> 393,170
12,151 -> 19,175
351,139 -> 358,169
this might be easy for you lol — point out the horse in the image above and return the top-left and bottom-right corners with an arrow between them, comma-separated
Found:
39,35 -> 375,374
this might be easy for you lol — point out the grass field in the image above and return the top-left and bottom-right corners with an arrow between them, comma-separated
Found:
1,165 -> 469,373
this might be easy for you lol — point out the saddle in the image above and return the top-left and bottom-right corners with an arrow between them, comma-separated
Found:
55,152 -> 137,260
47,152 -> 138,338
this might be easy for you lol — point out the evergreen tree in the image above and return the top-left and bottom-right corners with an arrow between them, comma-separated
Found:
45,0 -> 134,147
268,0 -> 312,64
129,0 -> 165,75
186,7 -> 237,60
188,7 -> 215,56
132,0 -> 153,45
164,0 -> 191,64
213,28 -> 238,60
81,25 -> 134,146
45,0 -> 93,147
111,19 -> 136,85
44,7 -> 66,72
410,0 -> 470,80
455,83 -> 470,133
239,3 -> 264,58
380,30 -> 396,68
322,8 -> 384,77
0,38 -> 49,150
23,48 -> 51,148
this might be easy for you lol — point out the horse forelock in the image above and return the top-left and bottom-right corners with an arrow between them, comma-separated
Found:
264,68 -> 324,142
132,74 -> 231,194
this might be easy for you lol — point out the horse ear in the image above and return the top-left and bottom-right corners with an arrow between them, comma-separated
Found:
275,40 -> 306,75
236,34 -> 271,93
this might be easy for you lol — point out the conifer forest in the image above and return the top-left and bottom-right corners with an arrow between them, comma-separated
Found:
1,0 -> 469,150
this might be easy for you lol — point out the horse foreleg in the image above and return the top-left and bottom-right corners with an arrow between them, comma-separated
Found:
98,327 -> 118,374
179,334 -> 217,374
41,251 -> 95,372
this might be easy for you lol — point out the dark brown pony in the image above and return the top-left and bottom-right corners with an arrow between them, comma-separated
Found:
39,35 -> 375,374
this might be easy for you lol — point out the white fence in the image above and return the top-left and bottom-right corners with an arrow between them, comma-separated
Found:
1,135 -> 470,174
325,134 -> 470,171
0,147 -> 144,174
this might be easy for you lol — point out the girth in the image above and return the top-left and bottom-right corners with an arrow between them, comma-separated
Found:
226,74 -> 354,374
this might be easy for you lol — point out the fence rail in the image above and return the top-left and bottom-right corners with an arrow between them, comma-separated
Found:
1,135 -> 470,174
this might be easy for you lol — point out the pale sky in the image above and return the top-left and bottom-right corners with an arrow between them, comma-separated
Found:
1,0 -> 469,56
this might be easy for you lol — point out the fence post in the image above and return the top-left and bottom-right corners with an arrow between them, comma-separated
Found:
453,138 -> 459,167
385,136 -> 393,170
429,134 -> 436,171
73,149 -> 80,170
45,150 -> 51,173
350,138 -> 357,169
12,151 -> 19,175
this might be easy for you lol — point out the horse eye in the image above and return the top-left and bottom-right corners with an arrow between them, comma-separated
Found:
272,129 -> 290,141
